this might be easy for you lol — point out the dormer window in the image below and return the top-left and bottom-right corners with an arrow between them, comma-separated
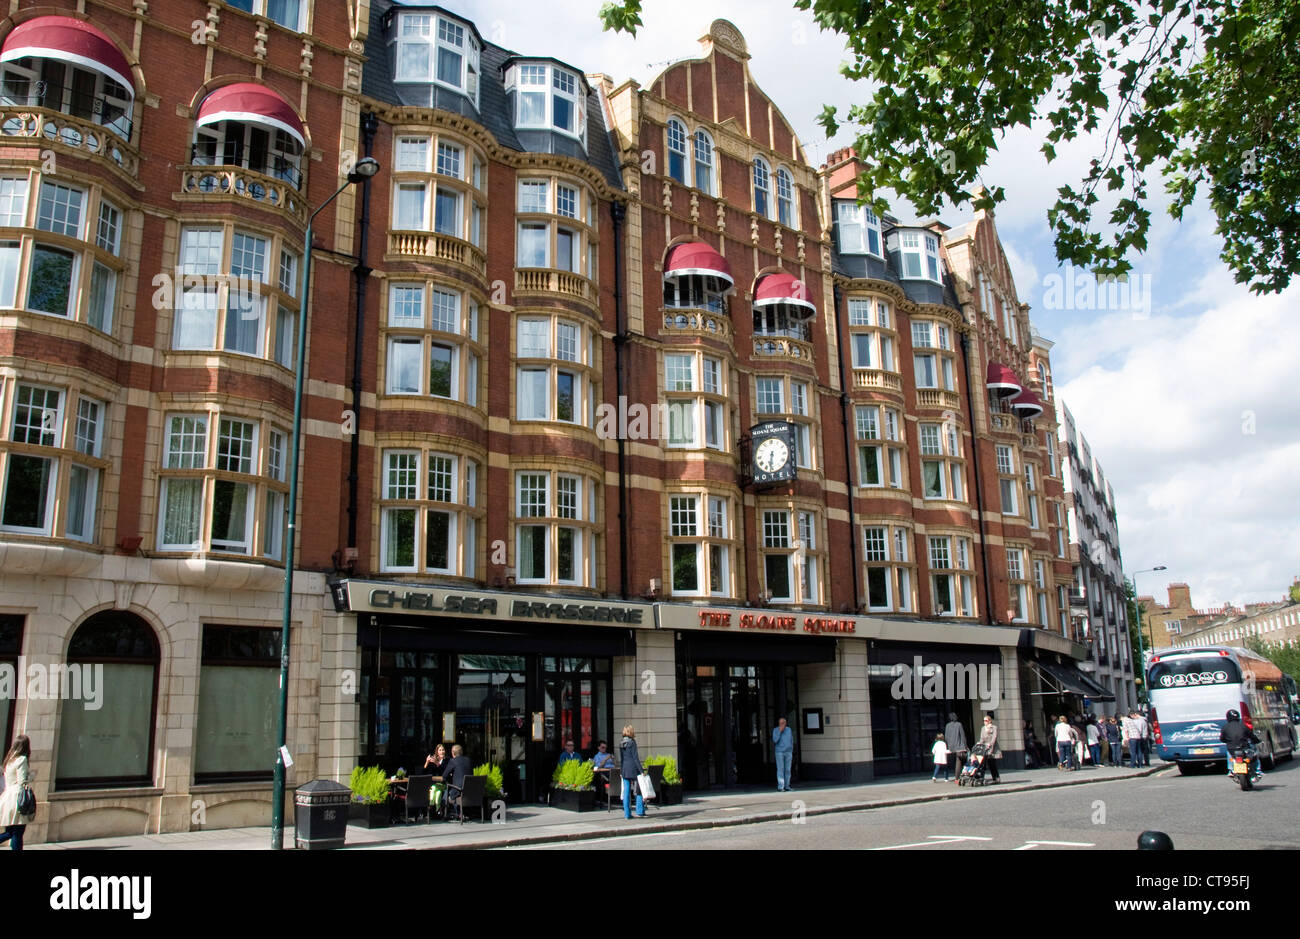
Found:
393,11 -> 481,107
888,229 -> 942,283
835,202 -> 882,257
507,61 -> 587,146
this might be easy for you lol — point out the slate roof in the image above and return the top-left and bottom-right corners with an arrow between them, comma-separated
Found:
365,1 -> 623,189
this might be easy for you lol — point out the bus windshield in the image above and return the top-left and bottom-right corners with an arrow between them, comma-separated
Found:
1149,655 -> 1242,690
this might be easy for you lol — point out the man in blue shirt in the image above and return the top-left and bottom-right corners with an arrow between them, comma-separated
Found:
773,717 -> 794,792
591,740 -> 614,770
557,739 -> 582,763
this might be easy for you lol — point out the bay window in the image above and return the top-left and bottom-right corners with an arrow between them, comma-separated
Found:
515,470 -> 598,587
507,61 -> 587,145
889,229 -> 943,283
918,421 -> 965,501
392,11 -> 482,107
379,449 -> 480,576
515,316 -> 596,425
391,131 -> 486,252
856,405 -> 905,489
156,412 -> 287,558
668,493 -> 733,596
997,444 -> 1019,514
847,296 -> 895,371
172,225 -> 300,363
516,176 -> 599,282
911,319 -> 957,391
835,202 -> 883,256
929,535 -> 976,617
664,352 -> 727,450
761,508 -> 821,604
1007,547 -> 1029,622
755,376 -> 815,469
383,282 -> 482,405
864,524 -> 914,612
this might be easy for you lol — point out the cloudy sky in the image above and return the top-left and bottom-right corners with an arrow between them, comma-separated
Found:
461,0 -> 1300,609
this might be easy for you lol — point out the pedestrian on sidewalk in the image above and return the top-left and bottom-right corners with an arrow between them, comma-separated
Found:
772,716 -> 794,792
619,724 -> 646,819
1138,709 -> 1152,766
978,713 -> 1001,783
0,734 -> 33,850
944,712 -> 968,783
1053,715 -> 1073,770
1122,711 -> 1143,768
1086,718 -> 1102,767
1106,716 -> 1122,765
931,733 -> 950,781
1067,720 -> 1082,770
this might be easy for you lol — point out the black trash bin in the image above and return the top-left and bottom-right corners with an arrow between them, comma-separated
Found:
294,779 -> 351,850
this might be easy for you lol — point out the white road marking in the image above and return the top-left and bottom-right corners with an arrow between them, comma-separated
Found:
1015,840 -> 1096,850
873,835 -> 994,850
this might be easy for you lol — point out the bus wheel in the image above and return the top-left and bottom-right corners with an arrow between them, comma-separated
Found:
1261,737 -> 1276,770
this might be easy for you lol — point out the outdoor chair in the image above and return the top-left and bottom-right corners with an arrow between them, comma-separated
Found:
403,774 -> 432,822
447,773 -> 488,823
646,763 -> 665,809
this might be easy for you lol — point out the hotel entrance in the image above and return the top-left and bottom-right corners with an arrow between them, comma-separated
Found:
674,631 -> 835,790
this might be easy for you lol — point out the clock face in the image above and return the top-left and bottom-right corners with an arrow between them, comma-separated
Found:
755,437 -> 790,474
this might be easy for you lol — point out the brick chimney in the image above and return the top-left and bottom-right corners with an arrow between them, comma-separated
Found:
822,148 -> 871,200
1167,583 -> 1191,611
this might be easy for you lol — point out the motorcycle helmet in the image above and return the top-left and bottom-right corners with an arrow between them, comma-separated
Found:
1226,709 -> 1240,722
1137,830 -> 1175,851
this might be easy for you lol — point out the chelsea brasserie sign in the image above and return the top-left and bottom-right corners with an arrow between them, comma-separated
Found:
341,582 -> 646,625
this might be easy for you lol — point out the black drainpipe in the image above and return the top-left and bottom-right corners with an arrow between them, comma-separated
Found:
611,200 -> 629,600
961,331 -> 994,625
346,112 -> 379,563
832,283 -> 861,610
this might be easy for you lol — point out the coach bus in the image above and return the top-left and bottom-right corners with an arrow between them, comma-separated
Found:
1147,646 -> 1297,774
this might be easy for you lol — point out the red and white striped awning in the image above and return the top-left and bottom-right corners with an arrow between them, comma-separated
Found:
986,362 -> 1023,398
1009,389 -> 1044,418
1,15 -> 134,93
753,272 -> 816,319
196,83 -> 306,147
664,241 -> 733,287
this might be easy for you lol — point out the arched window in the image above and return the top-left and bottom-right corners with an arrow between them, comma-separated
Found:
666,118 -> 688,185
752,157 -> 772,219
776,167 -> 795,227
56,610 -> 159,789
693,129 -> 715,196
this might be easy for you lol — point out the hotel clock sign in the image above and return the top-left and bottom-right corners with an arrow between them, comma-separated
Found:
750,420 -> 797,487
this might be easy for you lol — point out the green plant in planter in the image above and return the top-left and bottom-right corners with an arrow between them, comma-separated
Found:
644,754 -> 681,785
552,759 -> 596,791
348,765 -> 390,804
473,762 -> 504,800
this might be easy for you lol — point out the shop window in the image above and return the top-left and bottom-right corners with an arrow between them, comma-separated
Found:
55,611 -> 158,789
195,625 -> 279,782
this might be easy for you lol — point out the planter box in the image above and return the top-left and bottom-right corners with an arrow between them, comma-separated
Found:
657,783 -> 683,806
551,788 -> 597,812
348,800 -> 391,829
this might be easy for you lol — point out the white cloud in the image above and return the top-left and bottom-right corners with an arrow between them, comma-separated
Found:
1059,276 -> 1300,606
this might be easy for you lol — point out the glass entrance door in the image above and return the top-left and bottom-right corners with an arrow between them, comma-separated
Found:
684,667 -> 725,788
682,662 -> 796,788
455,655 -> 527,803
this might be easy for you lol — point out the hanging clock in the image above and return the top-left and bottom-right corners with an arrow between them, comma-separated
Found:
751,421 -> 797,486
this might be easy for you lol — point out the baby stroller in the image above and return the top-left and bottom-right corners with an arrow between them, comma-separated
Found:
958,743 -> 990,786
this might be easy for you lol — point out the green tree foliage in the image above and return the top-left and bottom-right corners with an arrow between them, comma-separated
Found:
1124,578 -> 1146,687
1246,637 -> 1300,677
602,0 -> 1300,293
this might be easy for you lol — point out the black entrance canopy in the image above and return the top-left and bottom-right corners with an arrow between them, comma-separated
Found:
1030,656 -> 1114,701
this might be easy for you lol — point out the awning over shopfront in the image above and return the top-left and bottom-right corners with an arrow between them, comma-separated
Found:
664,240 -> 733,287
196,82 -> 306,146
1,15 -> 134,93
1030,656 -> 1114,701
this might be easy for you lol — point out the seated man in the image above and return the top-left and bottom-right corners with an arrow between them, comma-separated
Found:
591,740 -> 614,771
442,744 -> 474,819
557,739 -> 582,764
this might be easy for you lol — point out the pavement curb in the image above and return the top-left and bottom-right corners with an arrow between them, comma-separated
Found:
417,764 -> 1172,850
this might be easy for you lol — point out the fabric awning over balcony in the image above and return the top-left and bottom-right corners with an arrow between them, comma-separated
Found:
985,362 -> 1023,398
664,241 -> 733,287
1009,389 -> 1045,418
196,82 -> 306,147
1,15 -> 134,94
753,271 -> 816,319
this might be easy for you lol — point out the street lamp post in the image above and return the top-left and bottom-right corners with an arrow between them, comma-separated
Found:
1128,565 -> 1168,707
271,156 -> 381,850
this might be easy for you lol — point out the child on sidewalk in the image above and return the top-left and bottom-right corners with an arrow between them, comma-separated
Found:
932,733 -> 950,782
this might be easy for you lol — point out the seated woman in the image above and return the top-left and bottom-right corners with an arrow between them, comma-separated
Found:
424,743 -> 449,815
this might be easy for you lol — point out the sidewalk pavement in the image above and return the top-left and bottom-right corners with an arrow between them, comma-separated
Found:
30,762 -> 1169,851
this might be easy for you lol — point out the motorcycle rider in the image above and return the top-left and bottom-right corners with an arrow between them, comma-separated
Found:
1219,709 -> 1263,782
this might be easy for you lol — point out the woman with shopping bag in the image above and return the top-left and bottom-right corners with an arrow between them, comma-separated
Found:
619,724 -> 647,819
